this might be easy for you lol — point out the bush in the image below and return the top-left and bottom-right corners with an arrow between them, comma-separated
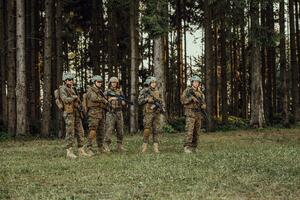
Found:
216,116 -> 249,132
168,117 -> 186,133
0,132 -> 12,142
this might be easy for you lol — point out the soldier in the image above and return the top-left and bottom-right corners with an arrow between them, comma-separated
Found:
60,72 -> 90,159
86,75 -> 109,156
138,76 -> 164,154
181,75 -> 207,154
104,77 -> 126,152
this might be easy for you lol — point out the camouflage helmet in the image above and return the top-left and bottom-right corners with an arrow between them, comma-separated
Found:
91,75 -> 103,82
148,76 -> 157,83
190,75 -> 201,83
143,76 -> 152,86
108,76 -> 119,87
109,77 -> 119,83
62,72 -> 75,81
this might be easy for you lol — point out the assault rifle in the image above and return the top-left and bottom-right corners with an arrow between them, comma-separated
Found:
106,91 -> 134,105
144,89 -> 166,114
188,89 -> 209,121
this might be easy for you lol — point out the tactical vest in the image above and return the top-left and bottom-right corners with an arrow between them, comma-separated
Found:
184,87 -> 204,110
144,88 -> 161,113
106,88 -> 123,110
87,86 -> 106,109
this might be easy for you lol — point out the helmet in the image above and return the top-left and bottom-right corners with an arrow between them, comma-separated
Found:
143,76 -> 152,86
191,75 -> 201,83
148,76 -> 157,83
108,77 -> 119,87
109,77 -> 119,83
62,72 -> 75,81
91,75 -> 103,82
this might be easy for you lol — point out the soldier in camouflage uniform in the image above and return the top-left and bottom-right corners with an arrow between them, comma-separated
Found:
181,75 -> 207,153
138,76 -> 164,154
104,77 -> 126,152
60,72 -> 90,159
86,75 -> 109,156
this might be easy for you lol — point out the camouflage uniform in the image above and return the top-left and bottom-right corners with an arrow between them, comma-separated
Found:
138,77 -> 164,153
181,76 -> 206,152
86,81 -> 108,153
104,77 -> 125,151
60,84 -> 84,149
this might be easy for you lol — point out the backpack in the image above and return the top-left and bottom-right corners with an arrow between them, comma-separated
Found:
54,86 -> 64,111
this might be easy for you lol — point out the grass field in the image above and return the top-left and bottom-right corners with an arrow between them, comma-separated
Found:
1,127 -> 300,200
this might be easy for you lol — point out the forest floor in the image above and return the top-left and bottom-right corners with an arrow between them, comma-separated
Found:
0,126 -> 300,200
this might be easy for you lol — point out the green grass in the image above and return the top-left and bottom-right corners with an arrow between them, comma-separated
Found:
1,127 -> 300,200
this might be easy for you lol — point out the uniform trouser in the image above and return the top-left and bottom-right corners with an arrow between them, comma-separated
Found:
63,111 -> 84,149
87,109 -> 106,148
184,113 -> 202,148
105,111 -> 124,145
143,112 -> 160,143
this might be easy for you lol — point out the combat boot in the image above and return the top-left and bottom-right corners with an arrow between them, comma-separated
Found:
117,143 -> 126,152
184,146 -> 192,154
101,143 -> 111,153
66,148 -> 77,159
141,143 -> 148,153
86,147 -> 95,156
153,143 -> 159,154
78,147 -> 91,157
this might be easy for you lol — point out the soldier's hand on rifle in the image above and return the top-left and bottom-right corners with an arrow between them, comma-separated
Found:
201,104 -> 206,110
192,96 -> 199,103
121,100 -> 126,106
147,96 -> 154,103
109,97 -> 118,102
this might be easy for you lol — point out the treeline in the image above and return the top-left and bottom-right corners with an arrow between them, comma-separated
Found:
0,0 -> 299,137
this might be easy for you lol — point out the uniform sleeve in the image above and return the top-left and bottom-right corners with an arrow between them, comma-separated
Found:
88,89 -> 107,104
60,87 -> 75,104
181,88 -> 193,105
138,89 -> 148,105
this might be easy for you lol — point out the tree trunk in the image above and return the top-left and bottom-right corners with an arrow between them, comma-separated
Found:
204,0 -> 215,131
295,1 -> 300,110
250,0 -> 266,128
289,0 -> 300,122
7,0 -> 16,135
176,0 -> 184,116
280,0 -> 290,127
220,7 -> 228,124
241,11 -> 248,119
41,0 -> 53,137
16,0 -> 27,135
129,0 -> 139,133
56,0 -> 63,137
266,0 -> 275,123
91,0 -> 101,75
153,36 -> 166,125
0,0 -> 7,128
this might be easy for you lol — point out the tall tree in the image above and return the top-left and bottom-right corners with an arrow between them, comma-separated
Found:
249,0 -> 265,128
0,0 -> 7,128
280,0 -> 290,127
16,0 -> 27,135
204,0 -> 215,131
289,0 -> 300,122
220,2 -> 228,124
41,0 -> 53,137
7,0 -> 16,135
129,0 -> 139,133
55,0 -> 63,137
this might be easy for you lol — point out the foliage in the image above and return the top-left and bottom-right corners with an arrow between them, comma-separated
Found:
216,116 -> 250,131
141,0 -> 169,37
